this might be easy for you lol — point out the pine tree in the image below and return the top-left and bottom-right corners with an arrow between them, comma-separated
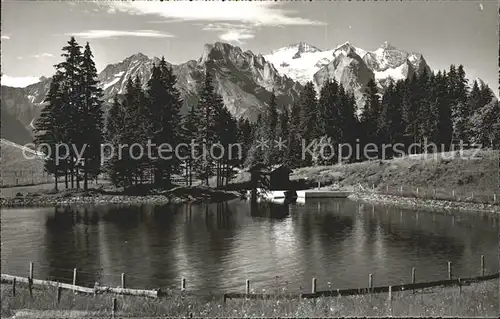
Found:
245,113 -> 266,166
319,79 -> 341,141
287,101 -> 303,168
434,71 -> 453,149
112,77 -> 148,188
80,42 -> 104,190
104,95 -> 127,186
54,36 -> 84,189
401,74 -> 419,144
450,65 -> 471,144
236,117 -> 253,167
33,76 -> 65,190
264,91 -> 279,166
193,69 -> 218,185
361,78 -> 381,149
378,80 -> 404,150
276,105 -> 290,165
145,57 -> 183,187
106,95 -> 121,143
415,69 -> 436,144
338,87 -> 358,146
298,82 -> 318,166
468,80 -> 482,113
105,96 -> 129,187
470,100 -> 500,148
213,104 -> 238,186
181,105 -> 199,186
478,82 -> 494,108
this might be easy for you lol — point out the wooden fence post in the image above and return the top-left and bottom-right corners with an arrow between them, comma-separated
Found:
411,267 -> 416,294
400,186 -> 403,194
481,255 -> 485,276
386,185 -> 389,193
369,274 -> 373,292
73,268 -> 77,290
245,279 -> 250,295
29,262 -> 34,280
57,286 -> 62,303
448,261 -> 452,280
112,297 -> 117,317
311,278 -> 317,294
12,277 -> 16,296
458,278 -> 461,294
181,278 -> 186,291
388,285 -> 392,316
452,189 -> 455,198
28,277 -> 33,298
121,273 -> 126,288
416,188 -> 419,196
493,194 -> 497,204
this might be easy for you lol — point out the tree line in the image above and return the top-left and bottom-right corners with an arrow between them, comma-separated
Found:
105,60 -> 253,189
35,37 -> 498,190
251,65 -> 498,168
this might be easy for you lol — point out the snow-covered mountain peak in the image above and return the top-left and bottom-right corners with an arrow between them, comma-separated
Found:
333,42 -> 367,59
199,42 -> 246,65
272,42 -> 322,55
123,52 -> 150,63
380,41 -> 397,51
295,42 -> 322,54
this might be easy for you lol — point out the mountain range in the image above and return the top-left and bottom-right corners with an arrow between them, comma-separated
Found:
2,41 -> 433,145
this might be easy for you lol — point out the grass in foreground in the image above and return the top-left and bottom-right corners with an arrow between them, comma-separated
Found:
1,280 -> 498,318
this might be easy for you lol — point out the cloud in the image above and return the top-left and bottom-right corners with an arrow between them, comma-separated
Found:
66,29 -> 175,39
201,23 -> 251,32
105,2 -> 325,26
219,31 -> 255,44
201,23 -> 255,44
1,75 -> 41,88
1,35 -> 10,40
32,53 -> 54,58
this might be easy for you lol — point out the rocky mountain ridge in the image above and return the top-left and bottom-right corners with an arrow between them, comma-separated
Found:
3,40 -> 434,141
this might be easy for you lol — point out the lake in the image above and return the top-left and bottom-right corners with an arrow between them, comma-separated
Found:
1,199 -> 498,295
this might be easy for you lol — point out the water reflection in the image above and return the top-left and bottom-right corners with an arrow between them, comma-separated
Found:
1,200 -> 498,293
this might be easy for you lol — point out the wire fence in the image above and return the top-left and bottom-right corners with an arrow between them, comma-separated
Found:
2,257 -> 495,301
354,183 -> 499,205
1,170 -> 55,188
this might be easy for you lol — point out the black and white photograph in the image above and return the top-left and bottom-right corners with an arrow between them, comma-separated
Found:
1,0 -> 499,317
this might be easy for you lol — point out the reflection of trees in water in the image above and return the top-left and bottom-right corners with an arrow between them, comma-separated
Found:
179,202 -> 239,292
43,205 -> 104,286
250,201 -> 290,220
363,205 -> 468,266
42,204 -> 183,289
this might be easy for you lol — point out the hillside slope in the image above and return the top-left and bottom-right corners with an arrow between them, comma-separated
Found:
0,139 -> 47,187
291,150 -> 499,199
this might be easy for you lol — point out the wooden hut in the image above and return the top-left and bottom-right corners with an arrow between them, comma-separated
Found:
269,165 -> 292,191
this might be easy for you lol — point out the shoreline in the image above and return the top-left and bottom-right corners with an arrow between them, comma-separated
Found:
1,278 -> 498,317
0,187 -> 242,208
348,192 -> 500,214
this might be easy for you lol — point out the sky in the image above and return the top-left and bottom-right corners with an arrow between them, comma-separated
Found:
1,1 -> 497,95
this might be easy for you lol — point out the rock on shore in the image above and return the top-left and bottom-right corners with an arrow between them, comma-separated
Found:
0,187 -> 241,208
349,192 -> 500,214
